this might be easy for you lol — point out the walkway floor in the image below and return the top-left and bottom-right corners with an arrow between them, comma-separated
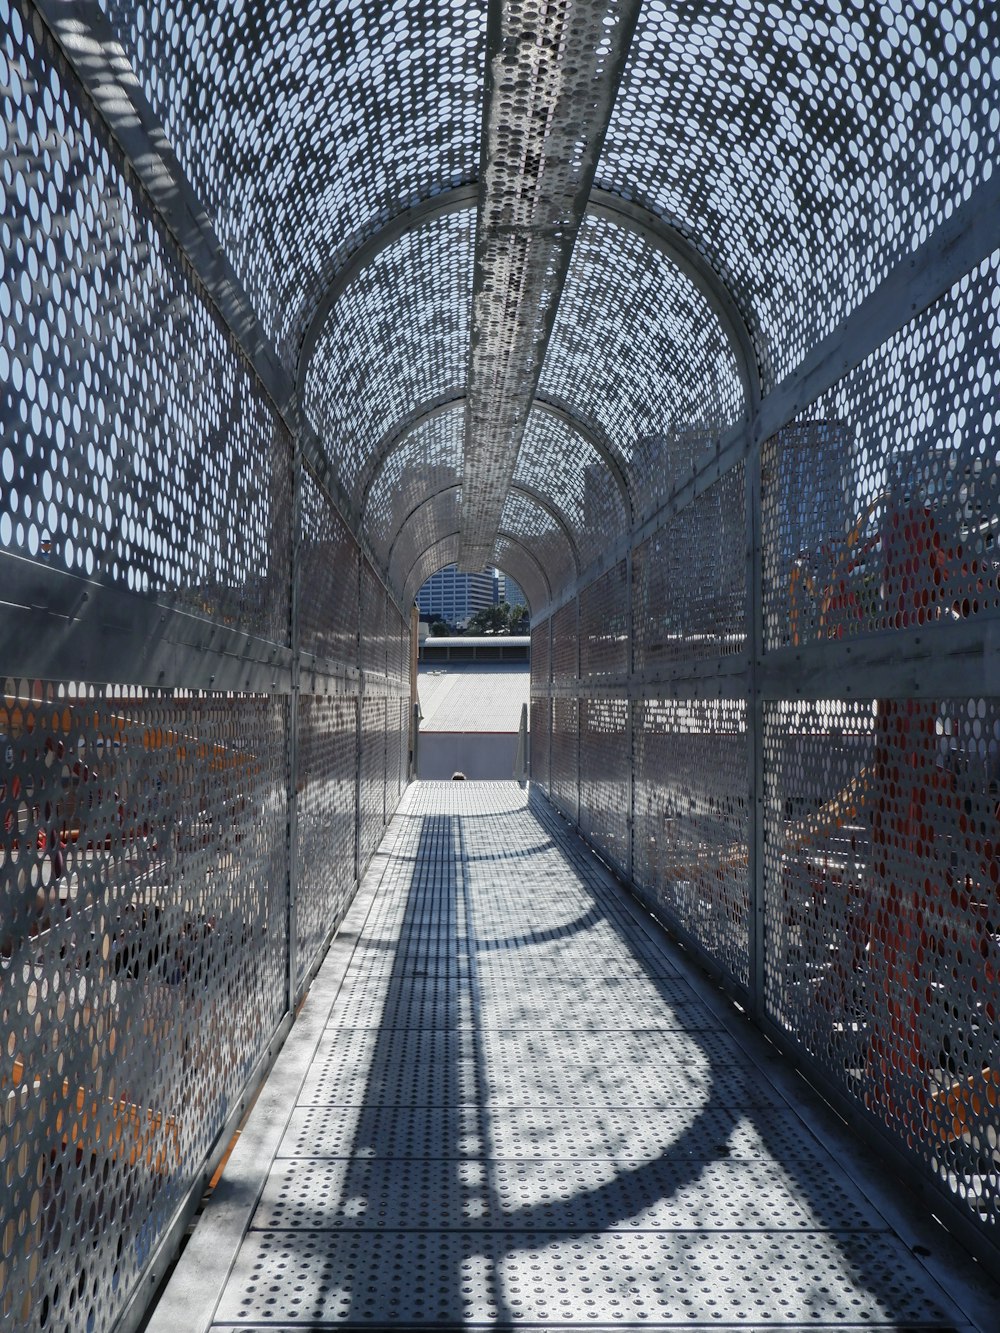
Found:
152,782 -> 996,1331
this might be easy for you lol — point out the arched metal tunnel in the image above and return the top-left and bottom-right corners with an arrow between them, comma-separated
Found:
1,1 -> 999,1329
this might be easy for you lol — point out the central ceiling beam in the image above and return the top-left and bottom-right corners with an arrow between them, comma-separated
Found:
458,0 -> 642,571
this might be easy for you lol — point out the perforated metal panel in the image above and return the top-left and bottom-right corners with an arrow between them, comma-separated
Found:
295,693 -> 358,990
550,696 -> 579,824
600,0 -> 1000,386
539,214 -> 745,514
578,696 -> 630,873
299,471 -> 359,669
580,562 -> 628,682
550,601 -> 579,686
0,680 -> 288,1332
303,211 -> 474,504
514,409 -> 629,573
498,490 -> 576,591
763,696 -> 1000,1235
97,0 -> 486,368
491,535 -> 546,616
388,489 -> 463,599
762,253 -> 1000,651
633,464 -> 748,674
359,695 -> 387,863
634,699 -> 751,988
0,3 -> 292,642
363,410 -> 463,571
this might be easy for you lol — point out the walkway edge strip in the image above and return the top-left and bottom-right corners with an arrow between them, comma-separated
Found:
144,789 -> 416,1333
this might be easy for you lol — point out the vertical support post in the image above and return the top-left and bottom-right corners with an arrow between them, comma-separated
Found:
574,595 -> 582,827
409,604 -> 419,779
746,438 -> 767,1022
625,547 -> 635,884
514,702 -> 529,783
286,437 -> 303,1009
354,554 -> 363,887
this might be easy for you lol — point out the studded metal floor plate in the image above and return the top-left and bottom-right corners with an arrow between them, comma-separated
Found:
214,1228 -> 956,1326
208,783 -> 972,1330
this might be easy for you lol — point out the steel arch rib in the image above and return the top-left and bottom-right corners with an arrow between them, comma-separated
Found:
385,482 -> 580,581
360,393 -> 633,527
295,187 -> 479,404
401,527 -> 550,610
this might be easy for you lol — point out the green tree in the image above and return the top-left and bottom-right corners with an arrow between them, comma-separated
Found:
466,603 -> 510,634
428,620 -> 451,637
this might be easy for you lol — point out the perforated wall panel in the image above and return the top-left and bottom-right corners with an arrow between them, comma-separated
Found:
633,465 -> 747,674
550,697 -> 579,823
762,253 -> 1000,651
578,696 -> 630,873
0,680 -> 288,1332
359,696 -> 387,862
295,693 -> 358,990
580,562 -> 628,682
763,696 -> 1000,1238
550,602 -> 579,685
299,472 -> 359,668
633,699 -> 751,988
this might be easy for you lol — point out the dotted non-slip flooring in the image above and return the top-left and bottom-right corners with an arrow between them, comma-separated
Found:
209,783 -> 973,1329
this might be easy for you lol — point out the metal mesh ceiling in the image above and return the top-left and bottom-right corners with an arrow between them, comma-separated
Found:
82,0 -> 1000,610
539,214 -> 746,517
597,0 -> 1000,387
365,411 -> 464,570
98,0 -> 485,368
514,409 -> 629,573
302,210 -> 474,506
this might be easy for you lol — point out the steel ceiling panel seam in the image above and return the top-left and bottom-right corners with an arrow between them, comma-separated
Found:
303,209 -> 475,506
539,213 -> 746,524
514,406 -> 630,571
388,488 -> 464,595
363,408 -> 464,567
598,0 -> 1000,389
499,488 -> 577,593
459,0 -> 643,569
96,0 -> 487,370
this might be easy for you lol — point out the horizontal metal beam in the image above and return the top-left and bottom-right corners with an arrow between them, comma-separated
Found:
758,617 -> 1000,702
0,550 -> 295,693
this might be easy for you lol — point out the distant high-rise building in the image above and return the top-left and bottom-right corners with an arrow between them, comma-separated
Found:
416,565 -> 498,625
498,573 -> 527,610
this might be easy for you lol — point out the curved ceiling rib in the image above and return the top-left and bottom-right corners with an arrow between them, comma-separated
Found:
386,479 -> 584,583
301,208 -> 475,503
299,185 -> 754,534
360,392 -> 633,524
587,192 -> 760,409
295,188 -> 479,404
539,212 -> 747,525
402,530 -> 548,612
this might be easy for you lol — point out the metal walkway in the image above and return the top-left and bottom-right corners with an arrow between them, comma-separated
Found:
151,783 -> 995,1331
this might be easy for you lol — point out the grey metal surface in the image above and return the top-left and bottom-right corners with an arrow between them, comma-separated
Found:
191,781 -> 984,1330
459,0 -> 641,568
